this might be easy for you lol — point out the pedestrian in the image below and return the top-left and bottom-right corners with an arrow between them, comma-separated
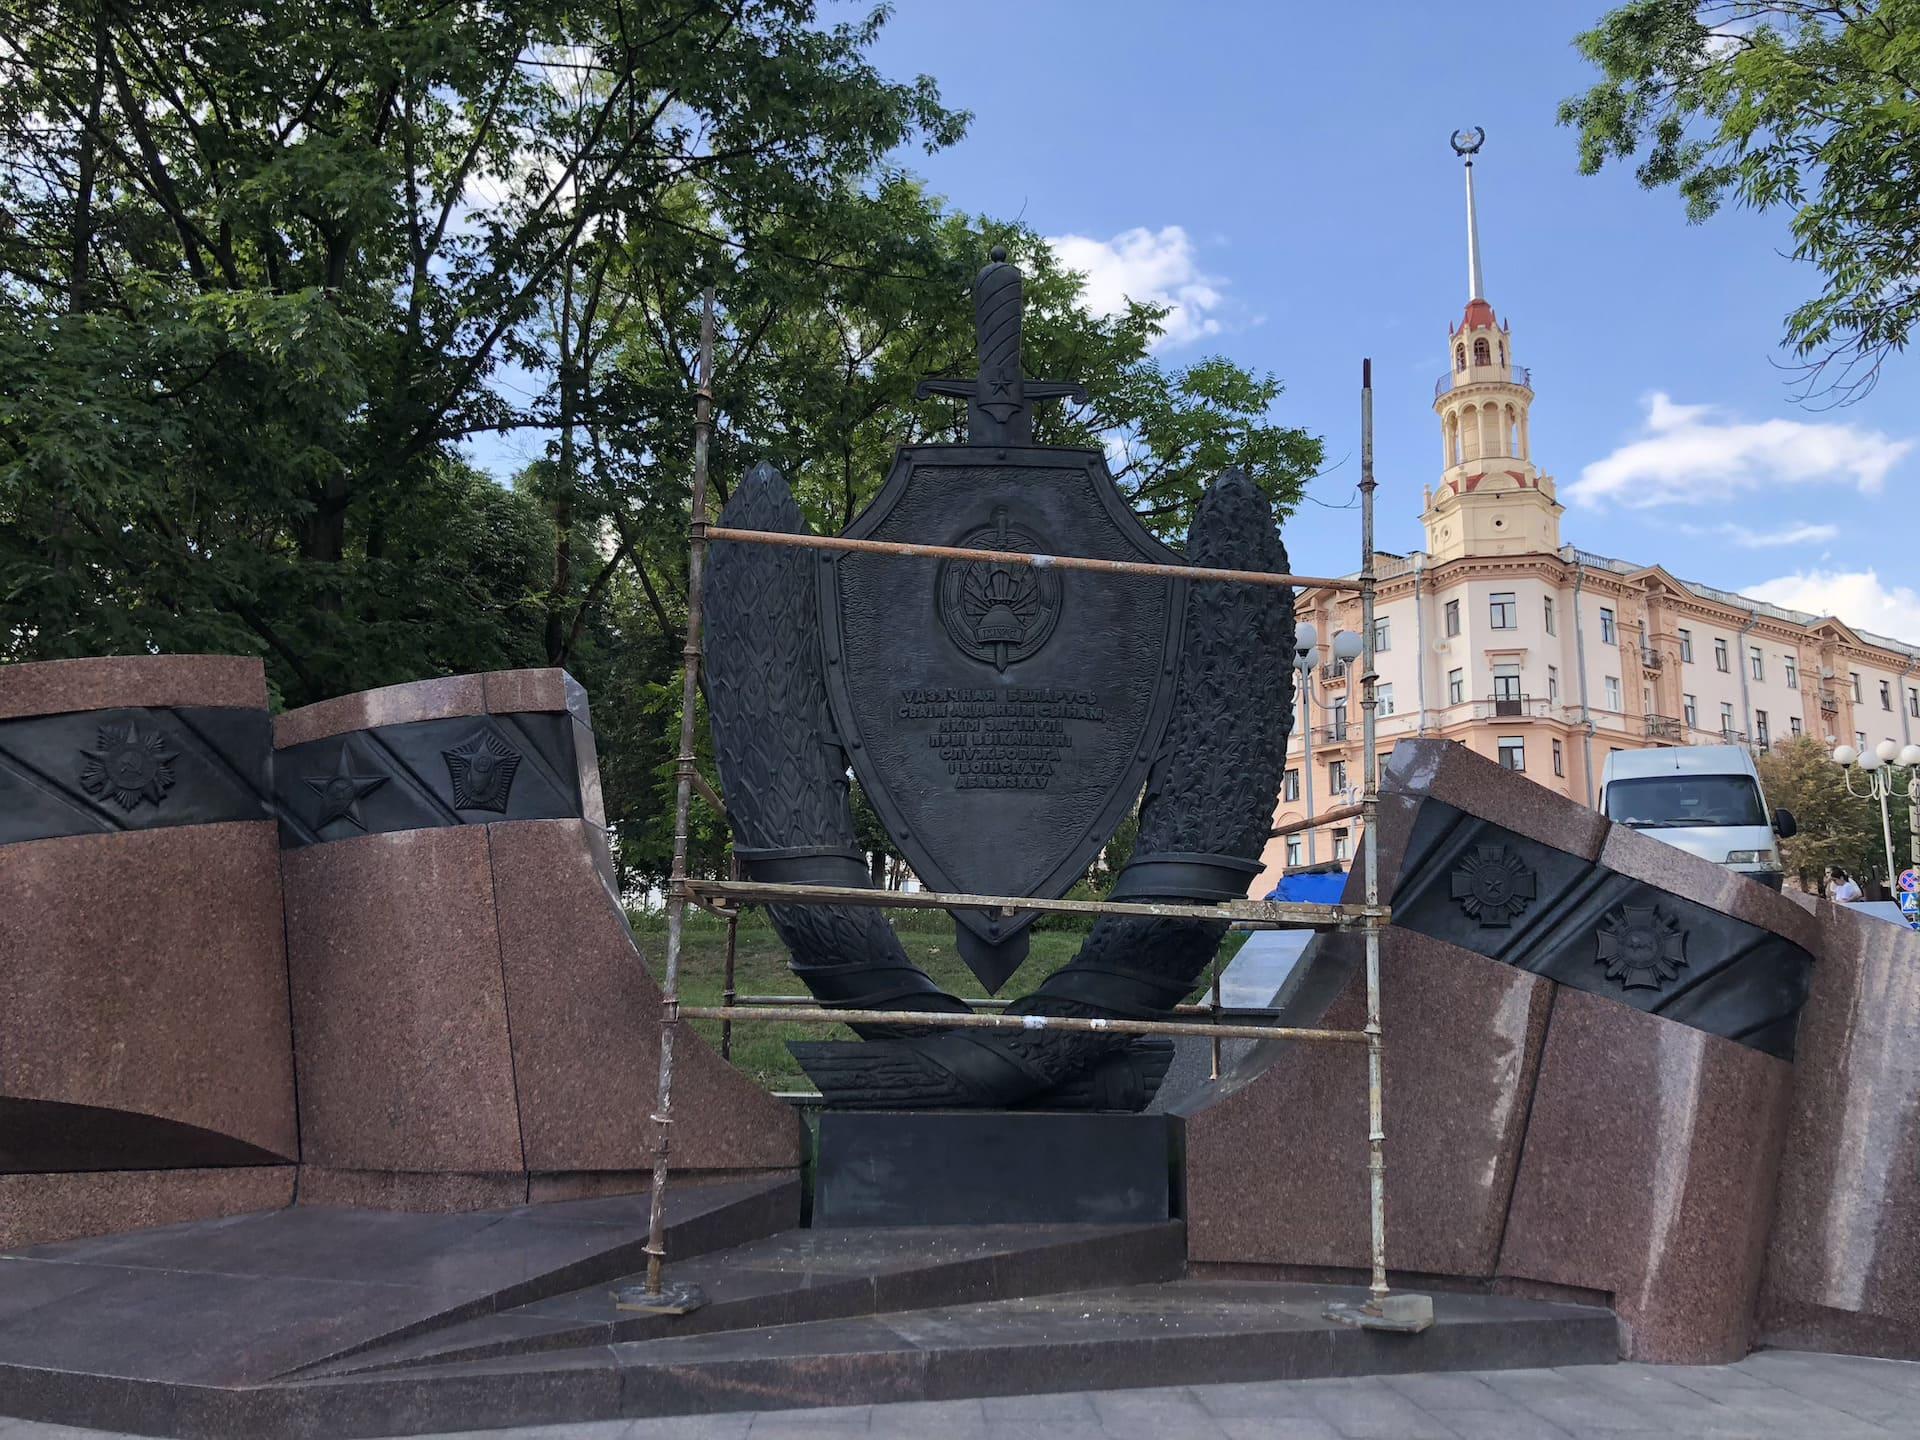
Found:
1832,868 -> 1863,903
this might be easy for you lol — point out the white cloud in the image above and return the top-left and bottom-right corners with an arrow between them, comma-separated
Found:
1681,520 -> 1841,549
1045,225 -> 1224,349
1746,569 -> 1920,646
1569,392 -> 1911,509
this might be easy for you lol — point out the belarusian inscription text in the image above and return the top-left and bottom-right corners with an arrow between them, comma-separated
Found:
897,687 -> 1109,790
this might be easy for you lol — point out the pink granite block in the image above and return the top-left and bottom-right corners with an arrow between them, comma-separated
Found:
1598,823 -> 1819,956
0,1166 -> 295,1250
273,675 -> 487,749
1757,899 -> 1920,1361
0,823 -> 296,1168
482,669 -> 569,716
1498,987 -> 1791,1363
295,1167 -> 528,1213
0,655 -> 265,720
489,820 -> 802,1175
282,826 -> 524,1175
1180,929 -> 1551,1279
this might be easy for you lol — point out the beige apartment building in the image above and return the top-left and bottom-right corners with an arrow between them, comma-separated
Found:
1254,155 -> 1920,895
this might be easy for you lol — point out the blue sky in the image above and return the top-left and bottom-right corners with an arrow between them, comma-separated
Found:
863,3 -> 1920,640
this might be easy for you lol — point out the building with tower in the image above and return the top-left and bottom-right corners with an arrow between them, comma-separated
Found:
1254,133 -> 1920,895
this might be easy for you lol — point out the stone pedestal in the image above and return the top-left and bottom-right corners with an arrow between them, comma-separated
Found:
0,656 -> 296,1248
278,671 -> 801,1209
813,1111 -> 1171,1227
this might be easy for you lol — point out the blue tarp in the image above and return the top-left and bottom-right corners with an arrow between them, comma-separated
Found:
1265,870 -> 1348,904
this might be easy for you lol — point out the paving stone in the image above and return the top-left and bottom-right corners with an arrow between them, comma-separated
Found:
1303,1380 -> 1455,1439
1380,1372 -> 1508,1411
979,1391 -> 1097,1420
1215,1421 -> 1345,1440
625,1417 -> 759,1439
1434,1411 -> 1577,1440
864,1399 -> 986,1438
748,1405 -> 873,1431
1087,1387 -> 1226,1438
1191,1380 -> 1322,1418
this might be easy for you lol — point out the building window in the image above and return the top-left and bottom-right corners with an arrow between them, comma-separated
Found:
1882,679 -> 1894,711
1790,715 -> 1803,737
1910,686 -> 1919,719
1852,671 -> 1863,703
1373,618 -> 1391,653
1678,628 -> 1693,663
1544,597 -> 1556,635
1489,592 -> 1517,629
1722,701 -> 1737,736
1473,337 -> 1491,366
1445,598 -> 1460,636
1448,668 -> 1464,705
1785,656 -> 1798,689
1329,759 -> 1347,793
1498,736 -> 1525,772
1332,828 -> 1351,862
1454,343 -> 1466,371
1552,738 -> 1565,776
1683,693 -> 1698,727
1330,698 -> 1348,741
1756,711 -> 1770,747
1714,638 -> 1729,672
1547,665 -> 1559,702
1750,646 -> 1764,681
1283,768 -> 1300,802
1377,683 -> 1395,716
1604,676 -> 1621,710
1286,836 -> 1302,867
1857,730 -> 1869,751
1493,665 -> 1522,701
1599,607 -> 1616,645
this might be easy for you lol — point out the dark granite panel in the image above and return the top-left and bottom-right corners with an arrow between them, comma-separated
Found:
282,826 -> 524,1176
1385,797 -> 1813,1058
0,822 -> 297,1170
1598,822 -> 1821,957
274,713 -> 581,847
1757,898 -> 1920,1360
0,654 -> 265,721
0,705 -> 272,846
1178,928 -> 1551,1279
1498,986 -> 1791,1363
489,820 -> 802,1175
813,1112 -> 1169,1227
0,1098 -> 288,1173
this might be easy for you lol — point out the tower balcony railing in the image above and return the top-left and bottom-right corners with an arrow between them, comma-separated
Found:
1434,365 -> 1532,400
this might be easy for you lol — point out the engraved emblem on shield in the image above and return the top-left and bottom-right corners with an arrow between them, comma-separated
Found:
937,508 -> 1062,672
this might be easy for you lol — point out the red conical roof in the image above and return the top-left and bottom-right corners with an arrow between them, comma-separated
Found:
1456,298 -> 1499,332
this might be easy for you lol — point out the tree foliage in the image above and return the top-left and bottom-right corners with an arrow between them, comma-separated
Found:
1560,0 -> 1920,399
1757,734 -> 1912,891
0,1 -> 1323,890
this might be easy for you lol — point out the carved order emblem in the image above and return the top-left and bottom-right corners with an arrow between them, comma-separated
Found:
1596,903 -> 1689,991
78,719 -> 178,812
443,728 -> 521,812
937,506 -> 1062,673
1449,844 -> 1537,928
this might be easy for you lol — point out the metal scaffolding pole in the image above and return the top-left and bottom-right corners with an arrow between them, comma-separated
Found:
634,286 -> 717,1315
1359,357 -> 1388,1307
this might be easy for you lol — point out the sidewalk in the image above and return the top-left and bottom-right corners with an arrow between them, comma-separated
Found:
1,1349 -> 1914,1439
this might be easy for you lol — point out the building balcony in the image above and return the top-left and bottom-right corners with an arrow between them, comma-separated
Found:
1316,723 -> 1349,744
1646,715 -> 1684,741
1818,690 -> 1841,713
1433,365 -> 1532,400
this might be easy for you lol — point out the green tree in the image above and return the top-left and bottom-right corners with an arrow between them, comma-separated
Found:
1757,734 -> 1912,891
1561,1 -> 1920,398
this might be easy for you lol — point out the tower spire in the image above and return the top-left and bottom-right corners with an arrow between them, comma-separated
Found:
1452,127 -> 1486,302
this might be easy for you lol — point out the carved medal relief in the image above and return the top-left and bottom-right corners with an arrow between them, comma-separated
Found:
1595,902 -> 1690,991
1449,844 -> 1537,928
444,728 -> 521,812
936,507 -> 1062,672
78,719 -> 178,812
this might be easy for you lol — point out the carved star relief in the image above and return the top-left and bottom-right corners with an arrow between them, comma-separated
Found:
304,744 -> 388,829
1595,903 -> 1689,991
78,718 -> 178,812
1449,844 -> 1537,928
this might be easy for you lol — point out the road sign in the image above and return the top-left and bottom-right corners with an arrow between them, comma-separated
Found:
1900,890 -> 1919,917
1899,867 -> 1920,895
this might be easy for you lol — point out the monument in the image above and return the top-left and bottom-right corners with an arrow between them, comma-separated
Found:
703,247 -> 1297,1114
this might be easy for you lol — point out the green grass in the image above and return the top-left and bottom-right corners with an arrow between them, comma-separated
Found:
632,909 -> 1245,1092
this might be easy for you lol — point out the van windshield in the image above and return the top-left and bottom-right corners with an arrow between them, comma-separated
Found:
1604,775 -> 1768,829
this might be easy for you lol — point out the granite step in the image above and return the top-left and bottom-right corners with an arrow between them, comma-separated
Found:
243,1280 -> 1621,1439
301,1219 -> 1187,1377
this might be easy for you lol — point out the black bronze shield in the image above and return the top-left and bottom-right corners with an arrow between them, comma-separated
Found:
819,444 -> 1186,991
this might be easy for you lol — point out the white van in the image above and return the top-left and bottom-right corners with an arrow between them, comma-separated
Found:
1598,745 -> 1797,891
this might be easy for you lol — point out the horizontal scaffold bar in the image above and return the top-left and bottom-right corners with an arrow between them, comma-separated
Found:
1269,800 -> 1367,839
725,993 -> 1285,1019
702,525 -> 1364,593
681,878 -> 1384,930
677,1003 -> 1368,1046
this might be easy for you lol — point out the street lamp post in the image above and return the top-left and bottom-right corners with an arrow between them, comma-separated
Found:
1294,622 -> 1319,865
1830,738 -> 1920,892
